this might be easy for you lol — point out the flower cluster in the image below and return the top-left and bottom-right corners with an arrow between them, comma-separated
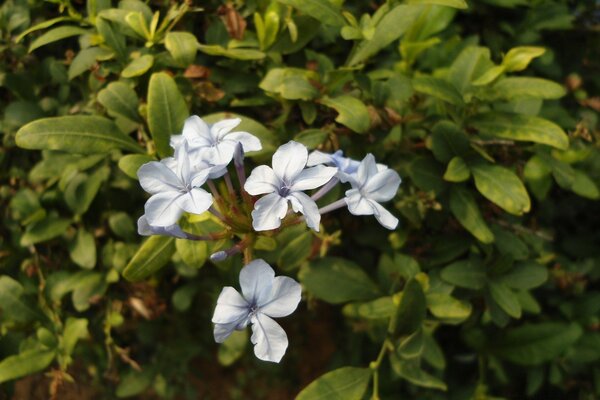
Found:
136,115 -> 402,362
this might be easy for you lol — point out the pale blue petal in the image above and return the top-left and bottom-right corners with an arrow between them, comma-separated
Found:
363,169 -> 402,202
211,118 -> 241,141
290,165 -> 337,192
251,192 -> 288,231
212,287 -> 250,324
174,140 -> 191,183
244,165 -> 279,195
182,115 -> 212,146
306,150 -> 334,167
371,201 -> 399,230
202,140 -> 237,165
213,322 -> 237,343
190,167 -> 211,188
176,188 -> 213,215
272,141 -> 308,183
225,131 -> 262,153
288,192 -> 320,231
345,189 -> 375,216
259,276 -> 301,318
250,313 -> 288,363
356,154 -> 379,186
240,259 -> 275,306
138,161 -> 181,194
144,191 -> 184,226
137,215 -> 188,239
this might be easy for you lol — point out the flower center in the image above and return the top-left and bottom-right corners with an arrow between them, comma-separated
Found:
279,185 -> 291,197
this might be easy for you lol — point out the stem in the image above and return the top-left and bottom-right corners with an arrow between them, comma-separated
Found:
184,231 -> 228,241
224,172 -> 236,197
207,180 -> 222,201
311,177 -> 339,201
209,206 -> 227,223
318,198 -> 347,215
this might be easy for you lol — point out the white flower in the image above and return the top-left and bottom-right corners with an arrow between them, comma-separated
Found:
307,149 -> 360,182
170,115 -> 262,165
244,141 -> 337,231
212,259 -> 301,363
137,141 -> 213,227
137,215 -> 188,239
344,154 -> 401,230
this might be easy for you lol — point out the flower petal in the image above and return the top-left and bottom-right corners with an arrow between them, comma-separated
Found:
251,192 -> 288,231
138,161 -> 181,194
176,188 -> 213,215
144,191 -> 184,226
356,154 -> 379,187
345,189 -> 375,216
225,131 -> 262,153
202,141 -> 237,165
244,165 -> 279,195
371,201 -> 399,230
272,141 -> 308,183
137,215 -> 188,239
290,165 -> 337,192
211,118 -> 241,141
250,313 -> 288,363
259,276 -> 301,318
182,115 -> 212,146
213,322 -> 237,343
306,150 -> 334,167
363,169 -> 401,202
212,287 -> 250,324
240,259 -> 275,306
288,192 -> 321,231
174,140 -> 191,183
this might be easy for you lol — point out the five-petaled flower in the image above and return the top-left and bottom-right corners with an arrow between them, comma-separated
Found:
212,259 -> 301,363
244,141 -> 337,231
170,115 -> 262,166
345,154 -> 401,230
138,140 -> 213,227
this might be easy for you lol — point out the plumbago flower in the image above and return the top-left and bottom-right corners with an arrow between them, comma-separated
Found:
307,149 -> 360,182
170,115 -> 262,165
244,141 -> 337,231
212,259 -> 301,363
138,140 -> 213,227
344,154 -> 402,230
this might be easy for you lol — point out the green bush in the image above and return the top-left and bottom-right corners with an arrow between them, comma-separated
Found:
1,0 -> 599,398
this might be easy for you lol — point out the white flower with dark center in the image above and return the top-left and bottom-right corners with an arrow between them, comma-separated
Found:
344,154 -> 401,230
137,141 -> 213,227
170,115 -> 262,165
212,259 -> 301,363
244,141 -> 337,231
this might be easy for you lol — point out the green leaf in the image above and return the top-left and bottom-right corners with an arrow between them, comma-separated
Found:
440,258 -> 486,289
490,224 -> 529,260
118,154 -> 154,179
490,323 -> 583,365
447,46 -> 493,93
502,46 -> 545,72
389,356 -> 447,391
109,212 -> 136,240
406,0 -> 467,9
408,157 -> 446,194
471,163 -> 531,216
116,369 -> 153,398
259,68 -> 319,100
293,129 -> 328,149
20,215 -> 71,246
147,72 -> 189,157
488,281 -> 521,318
123,236 -> 176,282
176,238 -> 207,269
449,186 -> 494,243
278,231 -> 313,271
121,54 -> 154,78
0,349 -> 56,384
98,82 -> 140,123
64,166 -> 110,215
430,121 -> 470,162
172,282 -> 199,312
69,47 -> 114,80
296,367 -> 372,400
501,262 -> 548,290
0,276 -> 43,322
15,16 -> 76,43
62,317 -> 89,356
394,279 -> 427,335
342,296 -> 395,320
320,95 -> 370,133
71,272 -> 107,311
397,329 -> 425,359
348,4 -> 423,66
29,26 -> 88,53
413,76 -> 464,106
300,257 -> 380,304
165,31 -> 198,65
571,170 -> 600,200
278,0 -> 345,27
489,77 -> 566,100
218,330 -> 247,367
68,229 -> 97,269
197,44 -> 266,60
96,17 -> 127,61
427,293 -> 472,323
443,157 -> 470,182
16,116 -> 142,154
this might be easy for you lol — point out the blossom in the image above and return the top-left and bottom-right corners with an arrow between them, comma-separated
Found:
137,141 -> 213,227
244,141 -> 337,231
212,259 -> 301,363
137,215 -> 188,239
307,149 -> 360,182
344,154 -> 401,230
170,115 -> 262,165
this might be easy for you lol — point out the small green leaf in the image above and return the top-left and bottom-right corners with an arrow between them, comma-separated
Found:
218,330 -> 248,367
300,257 -> 380,304
260,68 -> 319,100
68,229 -> 97,269
20,215 -> 71,246
293,129 -> 328,149
320,95 -> 370,133
394,279 -> 427,335
488,281 -> 521,318
571,169 -> 600,200
502,46 -> 545,72
443,157 -> 470,182
176,238 -> 207,269
69,47 -> 114,80
0,276 -> 44,322
118,154 -> 154,179
501,262 -> 548,290
489,77 -> 566,100
29,26 -> 88,53
449,186 -> 494,243
430,121 -> 470,162
116,369 -> 153,398
165,31 -> 198,65
121,54 -> 154,78
197,44 -> 266,60
62,317 -> 89,356
413,77 -> 464,106
389,356 -> 447,391
409,157 -> 446,194
471,163 -> 531,216
278,231 -> 313,271
427,293 -> 472,323
343,296 -> 395,319
123,236 -> 176,281
16,116 -> 142,154
147,72 -> 189,157
440,258 -> 486,289
63,166 -> 110,215
406,0 -> 467,9
0,349 -> 56,384
98,82 -> 140,123
278,0 -> 345,27
296,367 -> 372,400
397,329 -> 425,359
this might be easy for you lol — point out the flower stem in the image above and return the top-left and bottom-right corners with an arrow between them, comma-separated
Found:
311,177 -> 339,201
318,198 -> 347,215
224,172 -> 236,197
209,206 -> 227,223
207,180 -> 222,201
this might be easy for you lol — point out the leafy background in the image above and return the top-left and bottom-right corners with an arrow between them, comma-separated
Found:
1,0 -> 599,398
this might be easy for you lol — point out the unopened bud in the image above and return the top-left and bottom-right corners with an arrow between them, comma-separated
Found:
210,251 -> 228,262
